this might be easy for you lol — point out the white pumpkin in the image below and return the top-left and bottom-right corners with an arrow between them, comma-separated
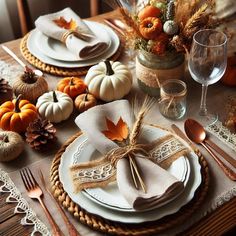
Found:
85,60 -> 132,102
36,91 -> 73,123
0,131 -> 24,162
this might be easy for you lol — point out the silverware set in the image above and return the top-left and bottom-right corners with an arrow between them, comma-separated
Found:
172,119 -> 236,181
20,168 -> 80,236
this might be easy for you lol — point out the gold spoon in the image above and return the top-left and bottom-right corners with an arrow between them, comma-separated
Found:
184,119 -> 236,181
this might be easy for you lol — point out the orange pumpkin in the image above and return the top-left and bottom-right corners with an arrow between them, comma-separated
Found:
74,93 -> 97,113
139,17 -> 162,40
221,54 -> 236,87
0,95 -> 38,133
57,77 -> 87,99
138,5 -> 161,21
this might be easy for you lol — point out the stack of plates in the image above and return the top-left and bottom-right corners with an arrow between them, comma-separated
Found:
27,21 -> 120,68
59,125 -> 202,224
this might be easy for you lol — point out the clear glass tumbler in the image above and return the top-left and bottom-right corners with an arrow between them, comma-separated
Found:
159,79 -> 187,119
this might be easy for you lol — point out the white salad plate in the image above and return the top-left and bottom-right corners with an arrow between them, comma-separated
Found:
59,125 -> 202,223
37,21 -> 112,62
27,21 -> 120,68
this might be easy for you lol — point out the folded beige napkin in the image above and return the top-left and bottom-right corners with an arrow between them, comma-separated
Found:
35,8 -> 109,60
74,100 -> 184,211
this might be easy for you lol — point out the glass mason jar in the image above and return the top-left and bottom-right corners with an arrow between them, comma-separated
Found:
159,79 -> 187,120
136,50 -> 185,97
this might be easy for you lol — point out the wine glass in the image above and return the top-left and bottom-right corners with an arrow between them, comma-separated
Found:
188,29 -> 227,126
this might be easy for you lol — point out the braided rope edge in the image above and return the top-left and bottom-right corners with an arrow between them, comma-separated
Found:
50,131 -> 209,236
20,33 -> 123,77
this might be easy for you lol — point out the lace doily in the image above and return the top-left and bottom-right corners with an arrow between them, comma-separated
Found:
0,168 -> 50,236
0,60 -> 22,86
207,120 -> 236,151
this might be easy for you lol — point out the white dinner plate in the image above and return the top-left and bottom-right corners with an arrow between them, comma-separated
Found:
82,156 -> 190,212
27,22 -> 120,68
59,125 -> 202,223
37,21 -> 112,62
81,125 -> 190,212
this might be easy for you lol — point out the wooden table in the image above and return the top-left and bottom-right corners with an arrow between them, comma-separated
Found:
0,10 -> 236,236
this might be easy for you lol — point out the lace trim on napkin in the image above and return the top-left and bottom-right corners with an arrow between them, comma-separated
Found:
206,120 -> 236,151
70,134 -> 188,192
0,169 -> 50,236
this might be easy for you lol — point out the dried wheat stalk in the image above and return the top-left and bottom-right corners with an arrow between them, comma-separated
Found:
129,97 -> 155,145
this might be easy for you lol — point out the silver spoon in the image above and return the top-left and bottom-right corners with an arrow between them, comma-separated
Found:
184,119 -> 236,181
1,45 -> 43,76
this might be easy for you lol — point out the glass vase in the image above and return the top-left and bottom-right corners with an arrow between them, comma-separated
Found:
136,50 -> 185,97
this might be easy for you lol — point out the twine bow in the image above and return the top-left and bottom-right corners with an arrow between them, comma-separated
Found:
106,143 -> 152,193
61,29 -> 94,43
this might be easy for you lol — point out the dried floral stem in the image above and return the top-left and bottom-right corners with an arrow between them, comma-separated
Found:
119,7 -> 142,38
183,3 -> 208,39
130,97 -> 155,145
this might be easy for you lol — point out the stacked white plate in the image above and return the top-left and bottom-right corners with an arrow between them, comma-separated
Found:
27,21 -> 120,68
59,125 -> 202,224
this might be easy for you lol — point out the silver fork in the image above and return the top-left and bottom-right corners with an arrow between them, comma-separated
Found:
20,168 -> 63,236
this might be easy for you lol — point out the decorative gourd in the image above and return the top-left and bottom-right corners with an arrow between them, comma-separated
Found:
139,17 -> 163,40
13,67 -> 48,103
150,33 -> 169,55
57,77 -> 87,99
85,60 -> 132,102
0,131 -> 24,162
0,95 -> 38,133
221,54 -> 236,87
163,20 -> 178,35
36,91 -> 73,123
74,93 -> 97,112
0,78 -> 13,105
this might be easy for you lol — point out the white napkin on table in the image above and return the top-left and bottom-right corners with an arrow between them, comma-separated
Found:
75,100 -> 184,211
35,8 -> 109,60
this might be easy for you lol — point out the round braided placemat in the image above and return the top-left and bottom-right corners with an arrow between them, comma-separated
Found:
20,33 -> 123,77
50,131 -> 209,236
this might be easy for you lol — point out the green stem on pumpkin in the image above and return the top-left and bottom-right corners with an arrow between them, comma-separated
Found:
104,60 -> 114,76
14,94 -> 22,113
52,91 -> 58,102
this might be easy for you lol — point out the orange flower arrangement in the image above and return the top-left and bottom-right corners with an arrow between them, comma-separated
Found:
117,0 -> 219,56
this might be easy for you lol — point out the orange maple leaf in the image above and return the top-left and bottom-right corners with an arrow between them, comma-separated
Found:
53,16 -> 77,30
102,117 -> 129,142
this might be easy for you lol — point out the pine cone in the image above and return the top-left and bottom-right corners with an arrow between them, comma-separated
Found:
0,78 -> 13,105
25,117 -> 56,150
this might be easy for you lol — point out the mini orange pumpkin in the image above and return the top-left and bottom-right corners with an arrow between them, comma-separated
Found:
221,54 -> 236,87
0,95 -> 38,133
138,5 -> 161,21
57,77 -> 87,99
139,17 -> 162,40
74,93 -> 97,113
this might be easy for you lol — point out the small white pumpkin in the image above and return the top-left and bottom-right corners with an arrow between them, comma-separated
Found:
0,131 -> 24,162
163,20 -> 178,35
36,91 -> 73,123
85,60 -> 132,102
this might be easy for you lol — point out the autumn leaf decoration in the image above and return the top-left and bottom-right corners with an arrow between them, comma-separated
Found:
102,117 -> 128,142
53,16 -> 77,30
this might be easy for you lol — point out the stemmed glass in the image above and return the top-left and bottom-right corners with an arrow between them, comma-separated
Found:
188,29 -> 227,126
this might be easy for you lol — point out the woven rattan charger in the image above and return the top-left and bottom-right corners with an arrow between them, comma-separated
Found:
50,128 -> 210,236
20,32 -> 123,77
